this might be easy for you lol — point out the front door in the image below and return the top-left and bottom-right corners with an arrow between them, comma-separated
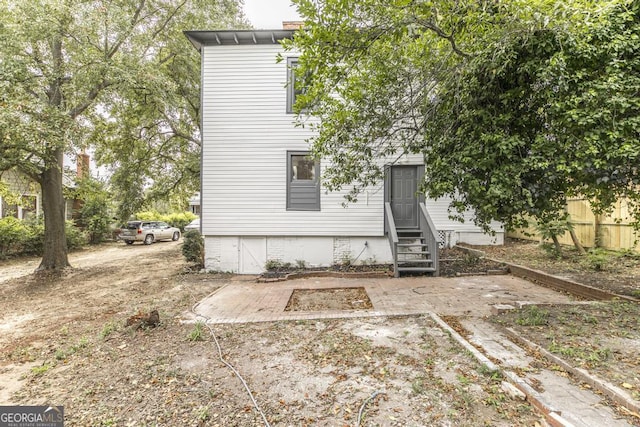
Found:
390,166 -> 419,228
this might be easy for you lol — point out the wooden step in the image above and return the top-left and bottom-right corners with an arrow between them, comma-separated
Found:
397,266 -> 437,273
398,259 -> 433,264
397,250 -> 431,256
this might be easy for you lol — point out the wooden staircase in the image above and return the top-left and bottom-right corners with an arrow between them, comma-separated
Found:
385,202 -> 441,277
396,228 -> 436,275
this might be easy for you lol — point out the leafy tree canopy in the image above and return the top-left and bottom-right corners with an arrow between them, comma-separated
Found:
0,0 -> 247,269
288,0 -> 640,232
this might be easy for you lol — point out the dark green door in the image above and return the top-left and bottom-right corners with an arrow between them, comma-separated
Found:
391,166 -> 418,228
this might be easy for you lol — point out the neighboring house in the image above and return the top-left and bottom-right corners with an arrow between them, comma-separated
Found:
185,28 -> 503,275
188,192 -> 201,216
0,169 -> 40,220
1,153 -> 91,222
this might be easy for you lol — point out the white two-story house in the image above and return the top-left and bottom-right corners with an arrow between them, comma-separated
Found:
185,27 -> 502,275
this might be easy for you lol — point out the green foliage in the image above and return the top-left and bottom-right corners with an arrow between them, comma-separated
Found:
0,216 -> 85,257
164,212 -> 197,231
182,230 -> 204,266
31,363 -> 53,376
0,0 -> 247,269
515,305 -> 549,326
135,210 -> 196,231
290,0 -> 640,231
265,259 -> 293,270
100,321 -> 119,340
73,177 -> 113,244
583,248 -> 613,272
0,216 -> 28,257
65,221 -> 87,250
187,321 -> 206,342
539,242 -> 562,259
535,218 -> 574,243
265,259 -> 283,271
22,217 -> 45,255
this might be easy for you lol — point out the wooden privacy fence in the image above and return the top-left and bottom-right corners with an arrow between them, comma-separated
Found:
508,197 -> 640,252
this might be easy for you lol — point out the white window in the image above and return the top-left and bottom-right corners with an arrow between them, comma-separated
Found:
286,57 -> 303,114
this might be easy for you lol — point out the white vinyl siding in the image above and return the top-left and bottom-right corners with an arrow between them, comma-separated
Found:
200,44 -> 385,237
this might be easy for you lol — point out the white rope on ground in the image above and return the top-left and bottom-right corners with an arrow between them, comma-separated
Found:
190,302 -> 271,427
356,390 -> 386,426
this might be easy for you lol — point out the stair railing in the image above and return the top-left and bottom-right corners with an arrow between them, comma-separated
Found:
418,203 -> 441,276
384,202 -> 399,277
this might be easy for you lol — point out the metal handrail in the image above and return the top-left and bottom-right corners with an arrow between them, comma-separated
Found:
419,203 -> 441,276
384,202 -> 399,277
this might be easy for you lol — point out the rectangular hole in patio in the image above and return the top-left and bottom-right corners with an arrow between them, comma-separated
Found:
284,287 -> 373,312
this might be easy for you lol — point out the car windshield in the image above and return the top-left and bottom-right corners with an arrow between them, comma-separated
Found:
127,222 -> 141,230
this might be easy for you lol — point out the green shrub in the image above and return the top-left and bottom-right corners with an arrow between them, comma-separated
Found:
265,259 -> 283,270
134,210 -> 162,221
22,218 -> 44,255
73,177 -> 113,244
135,211 -> 196,231
164,212 -> 197,231
0,216 -> 86,257
79,196 -> 111,244
182,230 -> 204,266
0,216 -> 27,257
65,221 -> 87,250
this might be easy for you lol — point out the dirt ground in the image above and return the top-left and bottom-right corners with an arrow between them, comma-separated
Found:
476,238 -> 640,298
0,238 -> 639,425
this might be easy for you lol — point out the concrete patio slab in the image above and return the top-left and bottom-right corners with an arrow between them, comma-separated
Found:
192,274 -> 576,324
189,274 -> 636,427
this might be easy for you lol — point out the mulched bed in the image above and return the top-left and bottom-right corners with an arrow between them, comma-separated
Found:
440,246 -> 509,277
258,246 -> 509,280
260,264 -> 392,280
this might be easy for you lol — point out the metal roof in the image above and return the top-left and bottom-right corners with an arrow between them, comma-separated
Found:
184,30 -> 295,50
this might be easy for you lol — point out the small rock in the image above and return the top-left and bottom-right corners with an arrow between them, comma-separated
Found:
515,301 -> 538,308
491,304 -> 516,315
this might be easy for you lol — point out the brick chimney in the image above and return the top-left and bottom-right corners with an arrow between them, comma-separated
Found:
77,152 -> 90,178
283,21 -> 303,30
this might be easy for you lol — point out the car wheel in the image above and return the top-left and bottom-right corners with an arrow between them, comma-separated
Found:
125,240 -> 134,245
144,234 -> 154,245
172,231 -> 180,241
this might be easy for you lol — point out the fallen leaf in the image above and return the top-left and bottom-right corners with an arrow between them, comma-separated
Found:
622,383 -> 634,389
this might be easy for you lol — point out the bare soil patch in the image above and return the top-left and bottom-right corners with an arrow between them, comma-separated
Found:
284,287 -> 373,311
490,302 -> 640,412
475,238 -> 640,423
0,242 -> 542,426
2,237 -> 639,425
474,238 -> 640,298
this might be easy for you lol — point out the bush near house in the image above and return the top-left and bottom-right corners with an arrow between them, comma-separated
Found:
0,216 -> 27,257
182,230 -> 204,267
0,216 -> 87,258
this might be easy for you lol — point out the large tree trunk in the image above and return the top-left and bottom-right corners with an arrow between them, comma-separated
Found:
37,148 -> 70,271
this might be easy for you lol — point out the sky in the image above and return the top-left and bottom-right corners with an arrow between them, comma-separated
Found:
242,0 -> 302,30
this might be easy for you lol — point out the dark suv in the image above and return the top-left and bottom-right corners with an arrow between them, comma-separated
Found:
119,221 -> 181,245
